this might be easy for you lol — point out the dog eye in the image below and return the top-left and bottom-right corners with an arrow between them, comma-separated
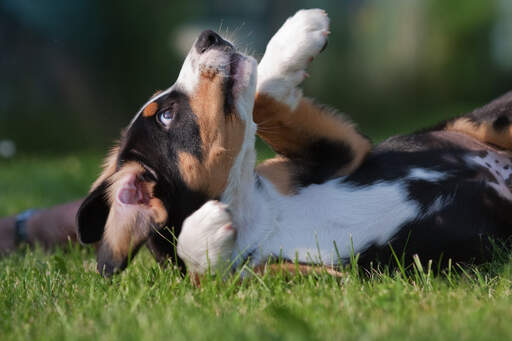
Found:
157,110 -> 174,127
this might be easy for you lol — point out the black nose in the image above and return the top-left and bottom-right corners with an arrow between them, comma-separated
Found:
195,30 -> 233,54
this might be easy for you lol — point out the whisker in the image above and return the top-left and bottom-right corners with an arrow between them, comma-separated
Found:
217,19 -> 224,34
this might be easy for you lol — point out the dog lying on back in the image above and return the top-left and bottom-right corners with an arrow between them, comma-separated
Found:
77,9 -> 512,277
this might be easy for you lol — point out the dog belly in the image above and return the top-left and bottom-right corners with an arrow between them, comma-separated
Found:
253,147 -> 512,267
260,178 -> 422,265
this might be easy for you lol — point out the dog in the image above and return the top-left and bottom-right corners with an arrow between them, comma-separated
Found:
77,9 -> 512,277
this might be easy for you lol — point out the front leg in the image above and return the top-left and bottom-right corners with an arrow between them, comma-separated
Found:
255,9 -> 371,192
177,200 -> 236,276
257,9 -> 330,110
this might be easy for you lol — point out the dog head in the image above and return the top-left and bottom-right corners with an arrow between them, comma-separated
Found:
76,30 -> 257,276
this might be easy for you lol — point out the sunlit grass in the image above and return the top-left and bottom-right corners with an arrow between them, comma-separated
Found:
3,244 -> 512,341
2,150 -> 512,340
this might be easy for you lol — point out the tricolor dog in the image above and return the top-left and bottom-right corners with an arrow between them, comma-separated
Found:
77,9 -> 512,277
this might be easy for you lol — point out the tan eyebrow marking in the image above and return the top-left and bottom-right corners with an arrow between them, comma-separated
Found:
143,101 -> 159,117
141,90 -> 164,118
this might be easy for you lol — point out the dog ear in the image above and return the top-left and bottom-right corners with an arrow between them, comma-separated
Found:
76,180 -> 110,244
77,145 -> 119,244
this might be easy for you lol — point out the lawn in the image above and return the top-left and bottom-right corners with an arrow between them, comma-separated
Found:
2,150 -> 512,341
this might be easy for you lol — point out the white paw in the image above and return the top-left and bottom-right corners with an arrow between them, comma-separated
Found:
257,9 -> 330,109
177,200 -> 236,275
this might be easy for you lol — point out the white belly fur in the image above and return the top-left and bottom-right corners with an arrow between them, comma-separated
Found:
232,167 -> 455,266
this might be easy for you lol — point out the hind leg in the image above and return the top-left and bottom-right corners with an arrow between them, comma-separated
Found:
254,9 -> 371,193
444,91 -> 512,150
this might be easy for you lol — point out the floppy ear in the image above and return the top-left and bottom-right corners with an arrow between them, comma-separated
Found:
76,181 -> 110,244
77,145 -> 119,244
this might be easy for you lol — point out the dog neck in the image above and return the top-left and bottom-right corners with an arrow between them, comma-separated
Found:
220,98 -> 260,224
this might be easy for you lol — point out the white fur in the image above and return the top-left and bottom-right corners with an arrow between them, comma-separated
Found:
408,168 -> 447,182
230,167 -> 454,268
178,201 -> 236,274
172,29 -> 259,274
176,9 -> 438,275
257,9 -> 330,110
181,156 -> 453,274
466,153 -> 512,200
221,57 -> 258,214
129,35 -> 251,127
236,178 -> 419,266
177,10 -> 512,276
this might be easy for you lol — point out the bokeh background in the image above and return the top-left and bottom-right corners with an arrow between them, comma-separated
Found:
1,0 -> 512,157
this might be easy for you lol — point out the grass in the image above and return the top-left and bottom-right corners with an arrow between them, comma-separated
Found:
3,151 -> 512,341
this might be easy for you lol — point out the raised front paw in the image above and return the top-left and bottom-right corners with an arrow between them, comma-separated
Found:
266,9 -> 329,72
258,9 -> 330,107
177,200 -> 236,275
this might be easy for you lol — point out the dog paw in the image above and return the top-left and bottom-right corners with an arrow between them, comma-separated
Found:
266,9 -> 330,72
177,200 -> 236,275
257,9 -> 330,108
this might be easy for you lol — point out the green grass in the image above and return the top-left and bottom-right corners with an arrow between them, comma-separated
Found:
3,152 -> 512,341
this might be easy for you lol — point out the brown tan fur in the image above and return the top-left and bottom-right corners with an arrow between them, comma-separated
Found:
101,162 -> 167,261
253,94 -> 371,192
255,156 -> 295,195
91,145 -> 119,192
142,90 -> 165,117
446,118 -> 512,150
178,70 -> 246,198
143,101 -> 159,117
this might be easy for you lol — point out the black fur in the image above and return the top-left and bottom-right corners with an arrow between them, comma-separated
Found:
328,90 -> 512,269
293,138 -> 354,187
77,90 -> 211,274
223,53 -> 240,115
344,133 -> 512,269
429,90 -> 512,134
79,77 -> 512,275
76,181 -> 110,244
493,115 -> 510,131
195,30 -> 233,55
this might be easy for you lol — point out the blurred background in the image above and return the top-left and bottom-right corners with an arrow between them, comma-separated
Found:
1,0 -> 512,157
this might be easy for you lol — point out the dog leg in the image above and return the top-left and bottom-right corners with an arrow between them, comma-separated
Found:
254,9 -> 371,192
177,200 -> 236,276
443,91 -> 512,151
257,9 -> 330,111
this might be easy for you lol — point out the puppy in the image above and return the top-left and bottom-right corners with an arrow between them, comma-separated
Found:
77,9 -> 512,278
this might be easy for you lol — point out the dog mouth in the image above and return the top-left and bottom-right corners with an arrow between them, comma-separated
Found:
224,53 -> 242,112
229,53 -> 242,78
223,52 -> 256,112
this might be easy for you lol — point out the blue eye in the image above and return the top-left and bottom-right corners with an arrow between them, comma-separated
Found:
158,110 -> 174,127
